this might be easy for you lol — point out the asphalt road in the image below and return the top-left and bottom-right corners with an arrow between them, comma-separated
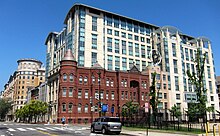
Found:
0,122 -> 127,136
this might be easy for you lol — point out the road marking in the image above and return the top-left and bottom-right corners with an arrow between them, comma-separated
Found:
53,127 -> 64,130
3,124 -> 7,125
8,128 -> 16,131
37,130 -> 58,136
1,135 -> 5,136
17,128 -> 27,131
45,127 -> 55,130
26,128 -> 36,131
36,127 -> 47,131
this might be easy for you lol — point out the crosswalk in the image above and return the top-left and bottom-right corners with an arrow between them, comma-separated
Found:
5,126 -> 88,132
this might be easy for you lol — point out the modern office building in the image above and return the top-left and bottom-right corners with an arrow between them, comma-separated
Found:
45,3 -> 218,123
2,59 -> 45,120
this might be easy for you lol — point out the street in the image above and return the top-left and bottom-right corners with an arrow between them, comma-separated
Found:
0,122 -> 132,136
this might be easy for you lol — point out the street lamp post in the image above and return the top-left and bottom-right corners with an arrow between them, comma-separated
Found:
97,70 -> 101,117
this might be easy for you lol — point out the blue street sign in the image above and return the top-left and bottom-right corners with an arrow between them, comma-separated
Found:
102,104 -> 108,112
111,106 -> 114,113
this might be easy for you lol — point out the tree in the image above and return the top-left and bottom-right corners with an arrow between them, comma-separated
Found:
0,98 -> 12,120
149,72 -> 160,124
122,101 -> 139,125
187,48 -> 212,121
169,104 -> 181,119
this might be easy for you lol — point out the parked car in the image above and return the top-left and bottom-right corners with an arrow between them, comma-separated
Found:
91,116 -> 122,134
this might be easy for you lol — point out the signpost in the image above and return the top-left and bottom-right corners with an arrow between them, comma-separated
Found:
145,102 -> 149,136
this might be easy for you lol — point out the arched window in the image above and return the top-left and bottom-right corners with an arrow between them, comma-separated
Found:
84,104 -> 88,113
62,103 -> 66,112
110,80 -> 114,87
92,75 -> 95,84
124,80 -> 127,87
69,74 -> 73,82
21,96 -> 23,99
84,76 -> 88,84
79,76 -> 83,84
106,78 -> 109,86
68,103 -> 73,113
78,103 -> 82,113
63,74 -> 67,81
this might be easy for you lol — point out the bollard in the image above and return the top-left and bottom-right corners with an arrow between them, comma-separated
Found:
205,123 -> 208,136
213,124 -> 217,136
207,122 -> 210,133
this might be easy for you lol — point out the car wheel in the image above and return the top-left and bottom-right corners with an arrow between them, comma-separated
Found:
102,127 -> 106,134
91,126 -> 95,133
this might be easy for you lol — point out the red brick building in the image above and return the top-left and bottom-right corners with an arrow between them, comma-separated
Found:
58,49 -> 149,123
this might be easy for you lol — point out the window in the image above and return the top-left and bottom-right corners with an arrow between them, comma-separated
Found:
128,42 -> 133,56
107,29 -> 112,35
172,43 -> 176,57
134,25 -> 139,33
127,22 -> 132,31
134,35 -> 139,41
114,19 -> 119,28
175,76 -> 179,91
164,93 -> 167,99
63,74 -> 67,81
121,20 -> 126,30
128,34 -> 132,39
101,91 -> 104,99
141,45 -> 146,58
115,56 -> 120,71
111,91 -> 114,100
68,103 -> 73,113
106,79 -> 109,86
69,88 -> 73,97
141,92 -> 144,100
85,90 -> 88,99
85,104 -> 88,113
106,91 -> 109,100
107,55 -> 113,70
79,76 -> 83,84
173,60 -> 178,74
121,32 -> 126,38
110,81 -> 114,87
122,40 -> 126,55
115,39 -> 120,53
211,96 -> 214,101
158,93 -> 162,99
107,17 -> 112,26
114,30 -> 119,36
135,43 -> 139,57
78,103 -> 82,113
141,37 -> 145,42
146,38 -> 150,44
176,94 -> 180,100
78,89 -> 82,98
107,37 -> 112,52
142,61 -> 146,70
122,57 -> 127,70
92,16 -> 97,31
62,88 -> 67,97
92,34 -> 97,49
69,74 -> 73,82
91,52 -> 97,66
84,77 -> 88,84
125,91 -> 128,99
62,103 -> 66,112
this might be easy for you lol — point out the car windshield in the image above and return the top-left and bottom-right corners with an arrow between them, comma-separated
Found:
104,118 -> 120,122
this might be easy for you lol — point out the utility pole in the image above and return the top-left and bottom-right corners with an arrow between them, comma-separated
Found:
97,70 -> 101,117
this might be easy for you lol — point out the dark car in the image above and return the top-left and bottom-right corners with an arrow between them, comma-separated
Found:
91,116 -> 122,134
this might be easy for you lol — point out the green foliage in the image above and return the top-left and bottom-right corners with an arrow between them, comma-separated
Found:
0,98 -> 12,120
187,48 -> 207,117
121,100 -> 139,118
15,100 -> 48,123
169,104 -> 181,118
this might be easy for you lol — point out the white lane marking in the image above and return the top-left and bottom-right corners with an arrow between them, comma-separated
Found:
3,124 -> 7,125
53,127 -> 65,130
26,128 -> 36,131
8,128 -> 16,131
44,127 -> 55,131
1,135 -> 5,136
36,127 -> 47,131
17,128 -> 27,131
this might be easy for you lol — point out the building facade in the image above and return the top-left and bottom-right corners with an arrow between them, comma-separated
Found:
45,3 -> 218,122
217,76 -> 220,110
57,49 -> 149,123
2,59 -> 45,120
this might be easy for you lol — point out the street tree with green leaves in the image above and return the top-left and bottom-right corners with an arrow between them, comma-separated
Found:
0,98 -> 12,120
15,100 -> 48,123
187,48 -> 213,121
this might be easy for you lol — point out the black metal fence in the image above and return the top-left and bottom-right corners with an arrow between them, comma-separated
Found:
121,108 -> 218,132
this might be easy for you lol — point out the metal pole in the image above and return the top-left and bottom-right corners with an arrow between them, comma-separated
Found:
98,70 -> 101,117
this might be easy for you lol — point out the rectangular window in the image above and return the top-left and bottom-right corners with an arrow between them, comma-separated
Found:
127,22 -> 132,31
134,25 -> 139,33
107,17 -> 112,26
92,16 -> 97,31
142,61 -> 146,70
173,59 -> 178,74
115,39 -> 120,53
111,91 -> 114,100
121,20 -> 126,30
175,76 -> 179,91
122,57 -> 127,71
128,34 -> 132,39
106,91 -> 109,100
114,30 -> 119,36
107,37 -> 112,52
92,34 -> 97,49
121,32 -> 126,38
158,93 -> 162,99
136,60 -> 140,70
62,88 -> 66,97
141,37 -> 145,42
107,29 -> 112,35
78,89 -> 82,98
128,42 -> 133,56
185,48 -> 189,61
69,88 -> 73,97
91,52 -> 97,66
85,90 -> 88,99
129,59 -> 133,69
115,56 -> 120,71
141,45 -> 146,58
172,43 -> 176,57
122,40 -> 126,55
135,43 -> 139,57
107,55 -> 113,70
114,19 -> 119,28
134,35 -> 139,41
164,93 -> 167,99
121,91 -> 124,99
176,94 -> 180,100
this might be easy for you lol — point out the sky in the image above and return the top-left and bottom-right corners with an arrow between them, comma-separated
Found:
0,0 -> 220,91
